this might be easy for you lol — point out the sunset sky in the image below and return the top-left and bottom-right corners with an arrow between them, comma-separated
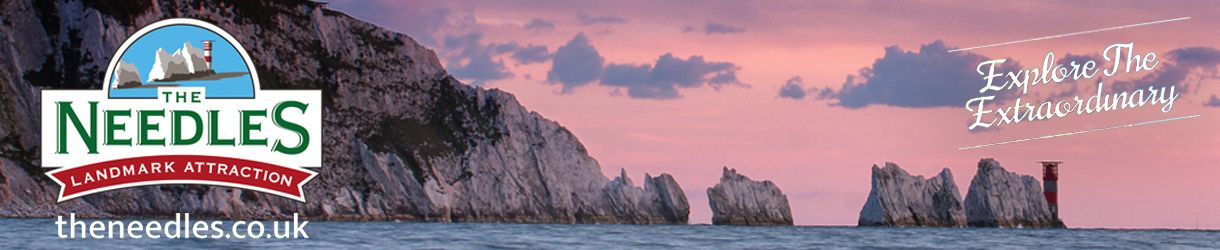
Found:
329,1 -> 1220,229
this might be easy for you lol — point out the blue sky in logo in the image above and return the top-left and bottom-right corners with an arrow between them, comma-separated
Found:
109,24 -> 254,99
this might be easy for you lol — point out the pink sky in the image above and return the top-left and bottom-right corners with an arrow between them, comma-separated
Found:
329,1 -> 1220,229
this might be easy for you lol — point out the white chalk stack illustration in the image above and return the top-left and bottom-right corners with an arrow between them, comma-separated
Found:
113,40 -> 228,89
148,41 -> 214,81
113,61 -> 143,88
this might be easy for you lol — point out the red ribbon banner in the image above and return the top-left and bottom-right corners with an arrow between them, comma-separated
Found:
46,155 -> 316,202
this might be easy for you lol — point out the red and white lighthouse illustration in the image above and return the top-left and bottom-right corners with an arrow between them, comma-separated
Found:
202,40 -> 213,68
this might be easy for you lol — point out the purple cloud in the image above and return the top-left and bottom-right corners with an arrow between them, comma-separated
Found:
524,18 -> 556,31
1112,46 -> 1220,93
444,33 -> 553,84
778,76 -> 809,100
817,41 -> 1022,108
703,22 -> 745,35
547,33 -> 606,92
545,33 -> 744,99
600,53 -> 743,99
1207,95 -> 1220,107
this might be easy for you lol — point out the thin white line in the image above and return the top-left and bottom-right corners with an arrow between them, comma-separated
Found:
959,114 -> 1200,150
948,17 -> 1191,52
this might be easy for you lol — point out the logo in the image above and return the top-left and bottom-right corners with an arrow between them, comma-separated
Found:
40,19 -> 321,202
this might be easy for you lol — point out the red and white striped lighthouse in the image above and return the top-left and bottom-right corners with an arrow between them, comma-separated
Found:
202,40 -> 213,68
1041,161 -> 1060,220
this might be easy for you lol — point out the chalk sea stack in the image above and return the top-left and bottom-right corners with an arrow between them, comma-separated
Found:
964,159 -> 1064,228
602,169 -> 690,224
858,163 -> 966,227
707,167 -> 793,225
0,0 -> 689,224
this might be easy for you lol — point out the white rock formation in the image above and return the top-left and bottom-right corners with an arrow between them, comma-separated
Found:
645,173 -> 690,223
964,158 -> 1062,228
147,42 -> 211,82
181,42 -> 209,73
858,163 -> 966,227
148,48 -> 185,81
707,167 -> 793,225
601,169 -> 691,223
113,60 -> 142,88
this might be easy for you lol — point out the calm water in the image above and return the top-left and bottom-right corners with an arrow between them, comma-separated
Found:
2,219 -> 1217,249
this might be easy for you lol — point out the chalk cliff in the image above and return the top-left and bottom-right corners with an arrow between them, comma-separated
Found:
0,0 -> 688,224
963,159 -> 1063,228
858,163 -> 966,227
707,167 -> 793,225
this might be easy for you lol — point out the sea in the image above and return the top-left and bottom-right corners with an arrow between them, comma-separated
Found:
1,219 -> 1217,249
